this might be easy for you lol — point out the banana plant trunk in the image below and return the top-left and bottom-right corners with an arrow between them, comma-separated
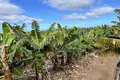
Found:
35,63 -> 39,80
0,46 -> 12,80
66,53 -> 72,65
61,55 -> 65,66
53,56 -> 59,71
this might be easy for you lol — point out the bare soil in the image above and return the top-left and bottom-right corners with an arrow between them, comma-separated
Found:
12,55 -> 117,80
49,55 -> 117,80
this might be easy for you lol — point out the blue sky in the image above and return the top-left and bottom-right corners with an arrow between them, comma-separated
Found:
0,0 -> 119,31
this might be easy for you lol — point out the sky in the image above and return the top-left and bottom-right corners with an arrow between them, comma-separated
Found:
0,0 -> 120,31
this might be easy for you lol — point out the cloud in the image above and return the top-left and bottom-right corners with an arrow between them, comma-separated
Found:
0,0 -> 43,23
85,6 -> 114,18
0,0 -> 23,15
43,0 -> 95,10
62,13 -> 86,20
62,6 -> 114,20
0,15 -> 44,23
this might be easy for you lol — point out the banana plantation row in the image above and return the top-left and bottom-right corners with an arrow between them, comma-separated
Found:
0,9 -> 120,80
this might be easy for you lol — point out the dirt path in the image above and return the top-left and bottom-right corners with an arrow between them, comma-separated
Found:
86,56 -> 116,80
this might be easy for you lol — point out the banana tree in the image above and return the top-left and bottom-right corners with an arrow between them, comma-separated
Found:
0,22 -> 33,79
94,9 -> 120,55
49,24 -> 82,70
0,22 -> 14,80
9,21 -> 58,80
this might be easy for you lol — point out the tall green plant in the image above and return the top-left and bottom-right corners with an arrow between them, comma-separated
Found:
0,22 -> 14,80
9,21 -> 59,80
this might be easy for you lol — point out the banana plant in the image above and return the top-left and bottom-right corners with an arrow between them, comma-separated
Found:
49,24 -> 81,69
94,9 -> 120,55
112,9 -> 120,28
0,22 -> 32,78
0,22 -> 14,80
9,20 -> 58,80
